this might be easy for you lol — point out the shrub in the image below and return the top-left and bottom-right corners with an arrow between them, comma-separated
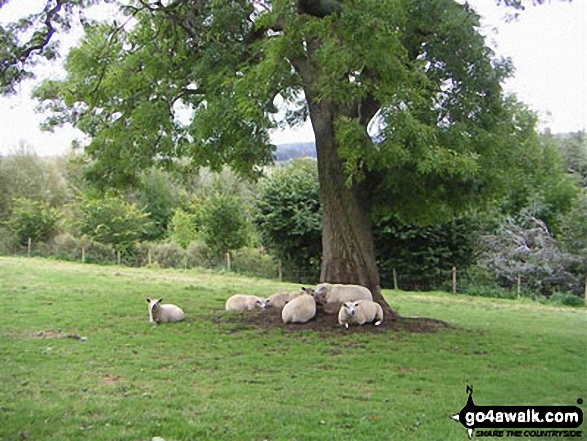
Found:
547,292 -> 584,307
231,247 -> 279,279
83,240 -> 116,265
186,241 -> 213,269
463,283 -> 517,300
148,242 -> 187,269
50,233 -> 82,261
6,198 -> 62,246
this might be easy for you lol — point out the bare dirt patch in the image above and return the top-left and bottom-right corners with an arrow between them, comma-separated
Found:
32,331 -> 87,341
212,306 -> 452,334
103,374 -> 122,386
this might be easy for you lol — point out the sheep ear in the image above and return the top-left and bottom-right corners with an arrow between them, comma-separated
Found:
146,298 -> 151,303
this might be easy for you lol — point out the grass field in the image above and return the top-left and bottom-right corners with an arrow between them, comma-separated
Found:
0,256 -> 585,440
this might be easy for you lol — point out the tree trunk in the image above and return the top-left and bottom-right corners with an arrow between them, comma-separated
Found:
307,96 -> 395,316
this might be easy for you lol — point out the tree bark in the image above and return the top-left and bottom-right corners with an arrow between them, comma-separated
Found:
306,95 -> 395,316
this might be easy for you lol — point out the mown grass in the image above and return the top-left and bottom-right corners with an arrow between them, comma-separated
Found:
0,256 -> 585,441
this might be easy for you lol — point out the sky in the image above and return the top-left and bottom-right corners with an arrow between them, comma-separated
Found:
0,0 -> 585,156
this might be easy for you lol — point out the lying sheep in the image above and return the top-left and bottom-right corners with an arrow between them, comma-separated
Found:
282,293 -> 316,324
261,290 -> 304,309
307,283 -> 373,314
146,298 -> 185,324
225,294 -> 265,311
338,300 -> 384,329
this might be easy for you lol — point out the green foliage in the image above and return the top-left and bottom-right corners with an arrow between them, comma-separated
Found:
559,192 -> 587,255
498,132 -> 578,232
135,168 -> 181,241
254,159 -> 322,274
375,216 -> 478,290
231,247 -> 279,280
555,131 -> 587,187
0,144 -> 70,220
186,241 -> 213,269
199,192 -> 251,256
5,198 -> 61,246
135,241 -> 187,269
77,193 -> 152,252
168,208 -> 200,250
546,292 -> 584,307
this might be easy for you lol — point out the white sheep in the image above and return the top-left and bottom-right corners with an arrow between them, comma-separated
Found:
308,283 -> 373,313
338,300 -> 384,329
146,298 -> 185,324
261,290 -> 304,309
225,294 -> 265,311
281,293 -> 316,324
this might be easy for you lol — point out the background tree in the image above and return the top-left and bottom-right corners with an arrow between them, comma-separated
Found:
0,143 -> 69,220
199,192 -> 251,257
77,193 -> 151,254
476,215 -> 578,296
254,159 -> 322,278
6,197 -> 61,246
2,0 -> 573,311
554,132 -> 587,188
168,207 -> 199,250
134,168 -> 182,241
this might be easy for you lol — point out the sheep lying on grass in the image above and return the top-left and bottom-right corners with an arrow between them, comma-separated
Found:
306,283 -> 373,314
338,300 -> 383,329
282,293 -> 316,324
225,295 -> 265,311
261,291 -> 304,309
146,298 -> 185,324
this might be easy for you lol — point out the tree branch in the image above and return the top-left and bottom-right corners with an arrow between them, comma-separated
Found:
18,0 -> 63,63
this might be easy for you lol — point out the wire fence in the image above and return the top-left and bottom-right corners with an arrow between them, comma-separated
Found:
3,236 -> 586,306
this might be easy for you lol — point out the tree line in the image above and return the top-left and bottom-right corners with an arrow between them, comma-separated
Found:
1,131 -> 585,305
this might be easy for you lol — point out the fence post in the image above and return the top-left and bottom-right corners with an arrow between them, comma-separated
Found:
584,275 -> 587,307
226,252 -> 231,271
27,237 -> 32,257
81,246 -> 86,264
278,259 -> 283,282
517,274 -> 521,298
117,250 -> 121,266
148,248 -> 152,266
392,268 -> 399,291
452,266 -> 457,294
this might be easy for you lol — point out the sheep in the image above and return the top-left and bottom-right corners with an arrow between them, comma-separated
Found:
261,290 -> 304,309
306,283 -> 373,314
225,294 -> 265,311
146,298 -> 185,324
338,300 -> 384,329
281,293 -> 316,324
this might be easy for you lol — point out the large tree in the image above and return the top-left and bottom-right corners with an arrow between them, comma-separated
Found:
1,0 -> 560,311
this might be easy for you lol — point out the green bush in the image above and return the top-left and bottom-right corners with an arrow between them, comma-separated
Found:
547,292 -> 584,307
463,283 -> 517,300
148,242 -> 187,269
49,233 -> 82,261
83,241 -> 116,265
231,247 -> 279,279
186,241 -> 213,269
6,198 -> 61,246
0,226 -> 17,255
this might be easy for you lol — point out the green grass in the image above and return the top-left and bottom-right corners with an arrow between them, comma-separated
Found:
0,256 -> 585,441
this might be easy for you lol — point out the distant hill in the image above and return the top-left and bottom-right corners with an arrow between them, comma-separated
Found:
274,142 -> 317,161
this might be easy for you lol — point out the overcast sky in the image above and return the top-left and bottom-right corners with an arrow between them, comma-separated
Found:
0,0 -> 585,156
